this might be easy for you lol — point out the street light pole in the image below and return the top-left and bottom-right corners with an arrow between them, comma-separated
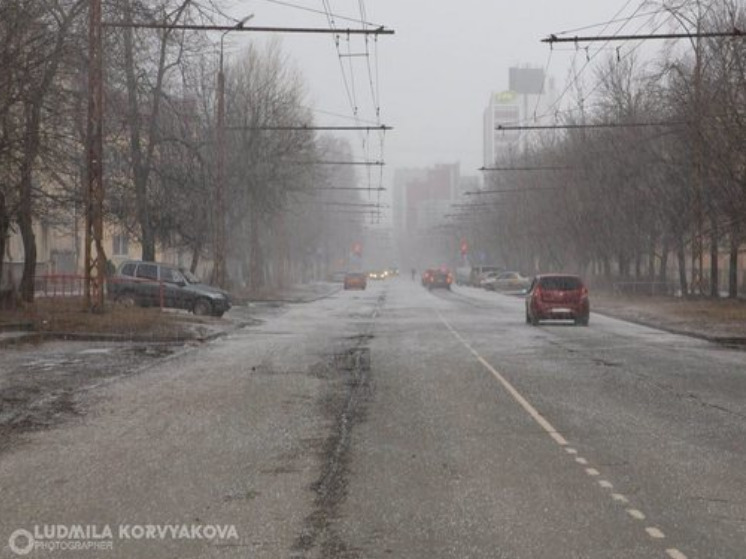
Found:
214,14 -> 254,289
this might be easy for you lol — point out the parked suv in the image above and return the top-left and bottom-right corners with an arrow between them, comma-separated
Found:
108,260 -> 231,317
525,274 -> 589,326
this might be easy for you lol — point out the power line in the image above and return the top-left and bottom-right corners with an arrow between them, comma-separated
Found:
496,121 -> 687,131
288,160 -> 384,166
103,22 -> 394,34
543,29 -> 746,43
259,0 -> 382,27
308,186 -> 386,191
466,185 -> 571,195
479,165 -> 572,171
552,8 -> 670,36
226,125 -> 392,131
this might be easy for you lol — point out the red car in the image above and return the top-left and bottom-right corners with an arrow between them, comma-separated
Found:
344,272 -> 367,290
525,274 -> 590,326
424,268 -> 453,290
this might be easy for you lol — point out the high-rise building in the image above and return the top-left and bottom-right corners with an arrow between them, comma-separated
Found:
483,67 -> 557,167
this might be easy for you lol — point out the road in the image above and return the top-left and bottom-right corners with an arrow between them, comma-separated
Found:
1,279 -> 744,558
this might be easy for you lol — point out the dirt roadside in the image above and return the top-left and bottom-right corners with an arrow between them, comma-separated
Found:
591,292 -> 746,346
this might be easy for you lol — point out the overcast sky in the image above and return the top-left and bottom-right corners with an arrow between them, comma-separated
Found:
224,1 -> 654,185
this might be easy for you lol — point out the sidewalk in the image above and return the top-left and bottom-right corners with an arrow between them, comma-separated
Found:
0,282 -> 342,347
592,293 -> 746,347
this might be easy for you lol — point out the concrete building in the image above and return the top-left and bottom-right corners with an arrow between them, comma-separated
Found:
393,163 -> 477,268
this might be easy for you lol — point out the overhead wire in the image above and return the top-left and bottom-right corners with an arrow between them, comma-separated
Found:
542,0 -> 648,122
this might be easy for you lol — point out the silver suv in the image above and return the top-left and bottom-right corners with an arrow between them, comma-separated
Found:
108,260 -> 231,317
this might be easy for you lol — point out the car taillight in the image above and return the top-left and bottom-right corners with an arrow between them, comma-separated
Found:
447,274 -> 453,283
533,286 -> 543,300
580,286 -> 589,298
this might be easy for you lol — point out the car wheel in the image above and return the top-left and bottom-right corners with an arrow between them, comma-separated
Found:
193,298 -> 213,316
530,312 -> 540,326
213,311 -> 225,318
116,292 -> 137,308
525,310 -> 530,324
576,315 -> 589,326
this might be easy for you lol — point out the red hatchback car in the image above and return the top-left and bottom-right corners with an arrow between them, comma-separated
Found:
525,274 -> 590,326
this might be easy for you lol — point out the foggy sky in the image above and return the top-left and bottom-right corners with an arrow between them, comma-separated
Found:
225,1 -> 641,179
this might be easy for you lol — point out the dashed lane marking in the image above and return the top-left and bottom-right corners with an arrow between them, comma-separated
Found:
437,310 -> 685,559
627,509 -> 646,520
646,527 -> 666,539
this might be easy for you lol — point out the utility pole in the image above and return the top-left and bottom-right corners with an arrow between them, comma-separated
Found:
214,35 -> 228,288
85,0 -> 106,311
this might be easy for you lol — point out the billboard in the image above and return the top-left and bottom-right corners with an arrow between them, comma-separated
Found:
509,68 -> 545,95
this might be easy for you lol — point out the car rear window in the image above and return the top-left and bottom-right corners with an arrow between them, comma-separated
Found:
120,263 -> 136,277
539,276 -> 583,291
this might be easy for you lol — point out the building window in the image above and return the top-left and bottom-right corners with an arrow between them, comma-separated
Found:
112,234 -> 129,256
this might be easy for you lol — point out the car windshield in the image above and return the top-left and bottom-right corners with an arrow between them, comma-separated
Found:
180,270 -> 201,284
539,276 -> 582,291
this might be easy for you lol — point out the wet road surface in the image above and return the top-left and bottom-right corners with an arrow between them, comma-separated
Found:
1,279 -> 744,558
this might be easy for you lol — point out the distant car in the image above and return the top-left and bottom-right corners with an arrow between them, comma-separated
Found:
368,270 -> 387,280
421,269 -> 434,287
424,268 -> 453,290
478,271 -> 501,289
489,271 -> 532,292
470,265 -> 502,287
344,272 -> 367,290
108,260 -> 231,317
525,274 -> 589,326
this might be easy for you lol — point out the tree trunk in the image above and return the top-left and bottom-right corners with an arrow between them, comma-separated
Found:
190,244 -> 200,274
18,101 -> 43,303
659,237 -> 669,285
728,220 -> 739,299
249,205 -> 262,291
709,214 -> 719,298
677,235 -> 688,297
0,191 -> 7,286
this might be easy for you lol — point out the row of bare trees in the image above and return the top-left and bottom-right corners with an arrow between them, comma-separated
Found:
469,0 -> 746,298
1,0 -> 367,303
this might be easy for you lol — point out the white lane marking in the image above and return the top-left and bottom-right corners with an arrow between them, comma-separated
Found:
438,311 -> 568,446
627,509 -> 646,520
575,457 -> 588,465
646,527 -> 665,539
599,480 -> 613,489
439,309 -> 684,553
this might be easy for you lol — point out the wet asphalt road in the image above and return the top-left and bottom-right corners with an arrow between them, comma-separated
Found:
1,279 -> 744,558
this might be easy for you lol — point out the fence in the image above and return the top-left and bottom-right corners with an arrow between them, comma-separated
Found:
31,274 -> 167,309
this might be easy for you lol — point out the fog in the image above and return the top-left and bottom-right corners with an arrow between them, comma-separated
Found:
225,1 -> 624,172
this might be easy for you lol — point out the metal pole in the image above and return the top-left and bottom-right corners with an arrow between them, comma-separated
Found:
85,0 -> 106,311
213,38 -> 227,288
